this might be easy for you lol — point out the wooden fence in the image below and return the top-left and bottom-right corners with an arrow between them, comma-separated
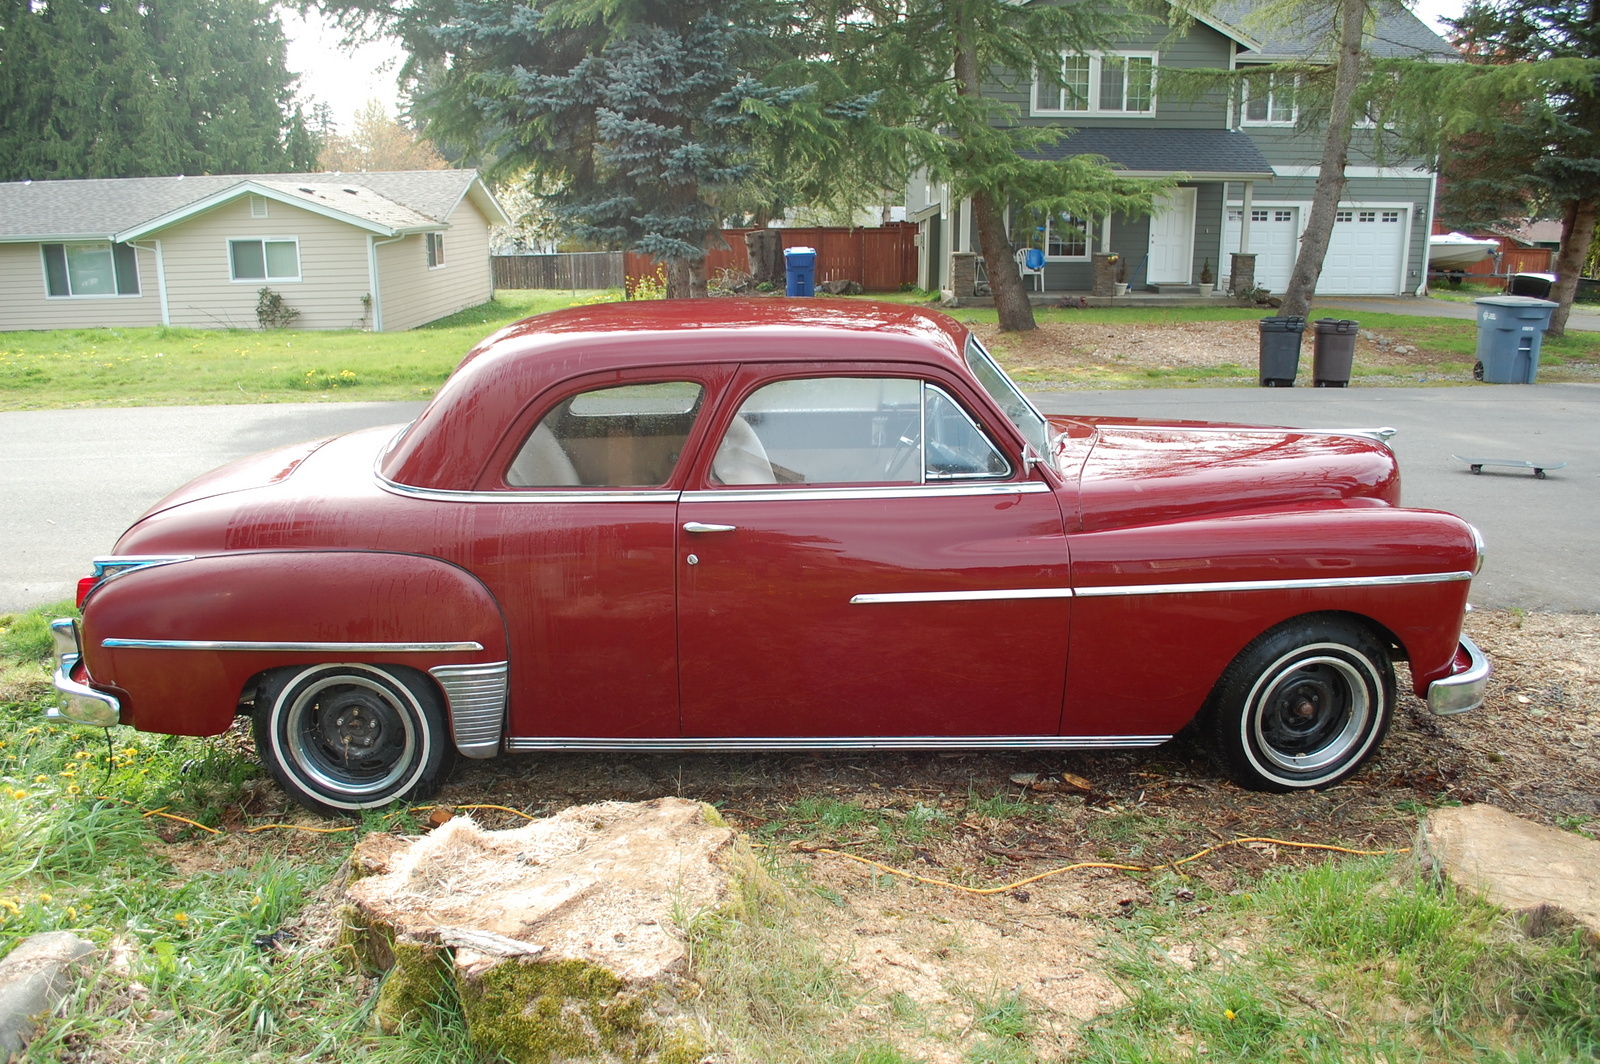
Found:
493,252 -> 624,290
625,225 -> 919,292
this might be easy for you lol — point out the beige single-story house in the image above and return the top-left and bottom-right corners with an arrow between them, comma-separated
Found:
0,170 -> 509,332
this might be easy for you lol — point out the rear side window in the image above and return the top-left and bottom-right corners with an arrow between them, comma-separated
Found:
507,381 -> 705,487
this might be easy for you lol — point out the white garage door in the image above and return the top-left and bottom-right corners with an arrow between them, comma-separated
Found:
1318,208 -> 1407,295
1224,207 -> 1298,293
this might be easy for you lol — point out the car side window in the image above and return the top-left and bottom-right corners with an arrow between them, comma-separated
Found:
710,377 -> 1009,486
507,381 -> 705,487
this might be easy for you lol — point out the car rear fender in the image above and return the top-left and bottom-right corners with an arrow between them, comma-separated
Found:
78,551 -> 509,754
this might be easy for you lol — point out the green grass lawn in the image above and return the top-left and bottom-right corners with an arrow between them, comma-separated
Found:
0,290 -> 605,411
6,291 -> 1600,410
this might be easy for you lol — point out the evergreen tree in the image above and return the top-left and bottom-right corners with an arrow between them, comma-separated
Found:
813,0 -> 1166,331
1441,0 -> 1600,335
0,0 -> 310,180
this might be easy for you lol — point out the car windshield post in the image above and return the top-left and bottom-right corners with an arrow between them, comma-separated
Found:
963,335 -> 1048,456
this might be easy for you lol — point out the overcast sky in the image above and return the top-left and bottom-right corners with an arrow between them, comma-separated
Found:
280,1 -> 1468,136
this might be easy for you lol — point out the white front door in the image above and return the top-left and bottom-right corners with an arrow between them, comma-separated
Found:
1147,188 -> 1197,283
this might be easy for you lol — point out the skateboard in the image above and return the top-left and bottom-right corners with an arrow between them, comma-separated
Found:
1451,455 -> 1568,479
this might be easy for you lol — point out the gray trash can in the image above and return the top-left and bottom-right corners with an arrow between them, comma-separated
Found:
1312,318 -> 1359,387
784,246 -> 817,297
1472,296 -> 1558,383
1507,273 -> 1554,299
1257,316 -> 1306,387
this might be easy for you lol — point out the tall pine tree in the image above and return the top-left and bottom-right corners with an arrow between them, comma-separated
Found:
0,0 -> 311,180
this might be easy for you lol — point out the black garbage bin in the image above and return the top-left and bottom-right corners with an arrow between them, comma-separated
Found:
1312,318 -> 1358,387
1507,273 -> 1554,299
1257,316 -> 1306,386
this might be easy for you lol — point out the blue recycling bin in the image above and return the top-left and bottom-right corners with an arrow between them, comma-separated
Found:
784,246 -> 817,297
1472,296 -> 1558,383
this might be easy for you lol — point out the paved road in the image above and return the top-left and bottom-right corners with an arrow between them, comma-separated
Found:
1316,295 -> 1600,332
2,386 -> 1595,614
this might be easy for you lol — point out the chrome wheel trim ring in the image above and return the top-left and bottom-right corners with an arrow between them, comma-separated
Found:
278,666 -> 424,800
1241,643 -> 1382,782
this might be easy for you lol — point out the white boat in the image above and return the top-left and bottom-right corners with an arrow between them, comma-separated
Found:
1429,232 -> 1501,269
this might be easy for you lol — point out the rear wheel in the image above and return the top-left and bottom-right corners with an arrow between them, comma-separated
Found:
1212,617 -> 1394,792
253,664 -> 454,816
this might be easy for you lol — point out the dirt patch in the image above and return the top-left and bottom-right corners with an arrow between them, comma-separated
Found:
213,609 -> 1600,1050
968,319 -> 1473,386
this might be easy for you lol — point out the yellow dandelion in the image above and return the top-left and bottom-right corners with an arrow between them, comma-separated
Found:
33,775 -> 48,784
67,907 -> 77,920
1224,1009 -> 1237,1021
38,893 -> 51,903
0,899 -> 18,915
172,911 -> 189,924
66,785 -> 80,795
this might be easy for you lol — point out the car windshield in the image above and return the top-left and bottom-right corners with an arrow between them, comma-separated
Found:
963,335 -> 1047,456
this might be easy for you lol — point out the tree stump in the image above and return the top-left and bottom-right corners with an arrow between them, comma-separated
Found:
344,797 -> 736,1063
744,228 -> 783,288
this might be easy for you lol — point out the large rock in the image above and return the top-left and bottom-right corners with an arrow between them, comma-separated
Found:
0,932 -> 96,1056
344,797 -> 736,1063
1421,804 -> 1600,938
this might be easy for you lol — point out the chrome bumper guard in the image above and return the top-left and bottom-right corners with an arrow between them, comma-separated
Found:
1426,635 -> 1491,716
49,618 -> 121,728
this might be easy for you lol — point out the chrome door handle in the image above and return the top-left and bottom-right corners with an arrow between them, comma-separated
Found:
683,522 -> 736,533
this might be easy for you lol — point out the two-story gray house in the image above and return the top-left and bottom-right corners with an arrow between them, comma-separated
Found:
906,2 -> 1456,297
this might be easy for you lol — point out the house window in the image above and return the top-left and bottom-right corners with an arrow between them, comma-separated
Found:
1275,210 -> 1293,222
1034,53 -> 1155,115
229,238 -> 300,282
41,243 -> 140,298
1358,211 -> 1377,223
1381,211 -> 1401,223
426,232 -> 446,268
1242,72 -> 1297,125
1045,213 -> 1090,259
1335,210 -> 1354,223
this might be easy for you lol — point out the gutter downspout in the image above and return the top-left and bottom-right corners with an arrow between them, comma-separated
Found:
367,233 -> 407,332
127,240 -> 170,325
1416,171 -> 1439,296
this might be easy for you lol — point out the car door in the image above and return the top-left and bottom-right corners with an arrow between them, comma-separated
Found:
677,365 -> 1073,741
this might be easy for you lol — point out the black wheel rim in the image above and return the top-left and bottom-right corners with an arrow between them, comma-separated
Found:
283,672 -> 418,797
1247,646 -> 1376,778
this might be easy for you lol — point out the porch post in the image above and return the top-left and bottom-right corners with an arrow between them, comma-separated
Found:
1239,180 -> 1254,254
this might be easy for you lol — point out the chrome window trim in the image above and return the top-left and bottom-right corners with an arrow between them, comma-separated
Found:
683,481 -> 1051,504
1074,570 -> 1474,598
505,734 -> 1170,752
922,381 -> 1012,480
100,638 -> 485,652
852,588 -> 1073,604
964,335 -> 1048,454
375,472 -> 681,505
430,661 -> 508,758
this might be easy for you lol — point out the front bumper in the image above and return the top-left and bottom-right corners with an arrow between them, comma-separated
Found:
49,618 -> 121,728
1426,634 -> 1491,716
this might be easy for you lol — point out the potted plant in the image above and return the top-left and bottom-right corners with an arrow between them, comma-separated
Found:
1111,255 -> 1128,296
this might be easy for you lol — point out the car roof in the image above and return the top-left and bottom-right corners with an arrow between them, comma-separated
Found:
381,299 -> 975,491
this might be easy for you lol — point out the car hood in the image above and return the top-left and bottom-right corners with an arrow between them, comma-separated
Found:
1049,416 -> 1401,532
132,435 -> 342,523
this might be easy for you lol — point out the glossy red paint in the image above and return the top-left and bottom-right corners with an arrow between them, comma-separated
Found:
59,299 -> 1486,809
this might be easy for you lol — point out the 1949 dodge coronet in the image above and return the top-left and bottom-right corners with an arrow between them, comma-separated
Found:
51,300 -> 1489,814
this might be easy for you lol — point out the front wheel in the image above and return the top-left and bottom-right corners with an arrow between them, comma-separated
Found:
1211,618 -> 1395,792
253,663 -> 454,816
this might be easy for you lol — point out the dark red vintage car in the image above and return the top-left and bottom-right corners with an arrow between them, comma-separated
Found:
51,300 -> 1488,814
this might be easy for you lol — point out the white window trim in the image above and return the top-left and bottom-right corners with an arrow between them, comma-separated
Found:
39,241 -> 142,300
1031,51 -> 1158,118
426,231 -> 447,270
1239,70 -> 1298,127
1042,214 -> 1094,261
227,236 -> 303,284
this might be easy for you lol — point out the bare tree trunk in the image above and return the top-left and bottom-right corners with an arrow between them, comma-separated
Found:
953,20 -> 1037,332
665,260 -> 691,299
689,254 -> 708,299
1280,0 -> 1367,320
1548,197 -> 1595,337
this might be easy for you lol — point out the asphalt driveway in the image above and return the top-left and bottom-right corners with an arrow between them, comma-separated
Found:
2,385 -> 1595,614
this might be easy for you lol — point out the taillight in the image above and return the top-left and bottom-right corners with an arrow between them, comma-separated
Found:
76,575 -> 100,608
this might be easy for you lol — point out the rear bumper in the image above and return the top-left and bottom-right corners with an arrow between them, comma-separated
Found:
49,618 -> 121,728
1426,635 -> 1490,716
